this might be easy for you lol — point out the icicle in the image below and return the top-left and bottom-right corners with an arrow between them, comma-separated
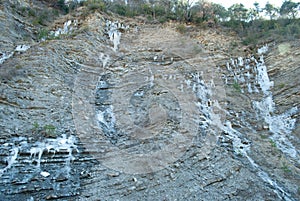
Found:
15,45 -> 30,52
0,147 -> 19,176
247,83 -> 253,93
96,106 -> 116,133
256,62 -> 274,94
238,57 -> 243,66
257,45 -> 268,55
0,52 -> 14,64
100,53 -> 110,68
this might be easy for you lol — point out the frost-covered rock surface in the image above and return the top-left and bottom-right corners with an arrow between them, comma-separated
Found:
0,45 -> 30,65
51,20 -> 78,37
0,2 -> 300,201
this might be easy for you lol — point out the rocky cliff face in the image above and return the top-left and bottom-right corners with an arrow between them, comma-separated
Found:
0,1 -> 299,200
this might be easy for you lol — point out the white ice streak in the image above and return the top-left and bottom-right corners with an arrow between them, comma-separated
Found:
246,155 -> 294,201
222,102 -> 295,201
222,121 -> 251,155
148,67 -> 155,87
256,58 -> 274,94
52,20 -> 78,37
224,45 -> 297,160
15,45 -> 30,52
257,44 -> 268,55
0,45 -> 30,65
100,53 -> 110,68
30,134 -> 78,168
40,171 -> 50,177
96,105 -> 116,132
0,147 -> 19,177
238,57 -> 244,66
106,20 -> 127,51
255,97 -> 298,158
254,53 -> 298,159
192,58 -> 294,200
0,52 -> 14,64
189,72 -> 251,159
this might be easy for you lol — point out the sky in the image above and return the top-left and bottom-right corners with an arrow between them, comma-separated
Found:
206,0 -> 284,9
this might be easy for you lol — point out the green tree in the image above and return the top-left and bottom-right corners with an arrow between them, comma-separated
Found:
264,2 -> 278,20
211,3 -> 229,22
254,2 -> 260,12
226,4 -> 248,31
179,0 -> 194,22
252,2 -> 262,20
246,8 -> 257,22
192,0 -> 213,22
146,0 -> 171,19
171,0 -> 193,22
228,3 -> 248,21
280,0 -> 300,19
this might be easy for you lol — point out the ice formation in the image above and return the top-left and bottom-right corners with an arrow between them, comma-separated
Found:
0,52 -> 14,64
0,135 -> 78,177
217,45 -> 297,199
0,45 -> 30,65
15,45 -> 30,52
51,20 -> 78,37
222,45 -> 298,160
96,105 -> 116,133
0,147 -> 19,177
106,20 -> 128,51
